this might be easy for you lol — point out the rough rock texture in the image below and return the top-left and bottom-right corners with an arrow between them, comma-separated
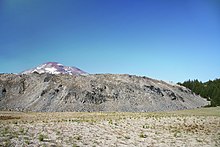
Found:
0,73 -> 209,112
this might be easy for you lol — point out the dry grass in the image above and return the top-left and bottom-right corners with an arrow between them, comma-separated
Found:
0,107 -> 219,146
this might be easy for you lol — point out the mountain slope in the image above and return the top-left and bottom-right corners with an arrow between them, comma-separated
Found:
21,62 -> 87,75
0,73 -> 209,112
179,79 -> 220,106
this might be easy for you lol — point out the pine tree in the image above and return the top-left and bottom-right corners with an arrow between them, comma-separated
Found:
180,78 -> 220,106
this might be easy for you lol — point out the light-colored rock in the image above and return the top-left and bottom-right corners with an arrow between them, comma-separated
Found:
0,73 -> 209,112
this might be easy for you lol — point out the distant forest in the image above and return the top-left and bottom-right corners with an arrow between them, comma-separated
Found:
178,78 -> 220,106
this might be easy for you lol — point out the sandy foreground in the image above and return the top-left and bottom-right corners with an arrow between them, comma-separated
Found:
0,107 -> 220,147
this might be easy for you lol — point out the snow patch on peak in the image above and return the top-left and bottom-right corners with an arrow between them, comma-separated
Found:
21,62 -> 88,75
45,67 -> 57,73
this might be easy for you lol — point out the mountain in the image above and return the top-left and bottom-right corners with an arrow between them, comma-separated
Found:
21,62 -> 87,75
0,72 -> 209,112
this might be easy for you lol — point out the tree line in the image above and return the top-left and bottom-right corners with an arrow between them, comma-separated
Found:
178,78 -> 220,106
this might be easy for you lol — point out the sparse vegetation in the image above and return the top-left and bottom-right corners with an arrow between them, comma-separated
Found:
19,127 -> 25,134
139,132 -> 147,138
25,139 -> 30,145
38,134 -> 45,141
74,135 -> 82,140
0,107 -> 219,146
124,136 -> 131,139
72,143 -> 79,147
143,124 -> 149,129
173,130 -> 181,138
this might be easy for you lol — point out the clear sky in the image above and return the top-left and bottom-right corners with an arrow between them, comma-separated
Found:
0,0 -> 219,82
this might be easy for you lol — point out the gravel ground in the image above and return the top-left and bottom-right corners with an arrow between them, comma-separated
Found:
0,108 -> 220,147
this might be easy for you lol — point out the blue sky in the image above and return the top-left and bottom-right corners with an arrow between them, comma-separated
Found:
0,0 -> 219,82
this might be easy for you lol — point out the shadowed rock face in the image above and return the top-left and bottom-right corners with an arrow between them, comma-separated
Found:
0,73 -> 209,112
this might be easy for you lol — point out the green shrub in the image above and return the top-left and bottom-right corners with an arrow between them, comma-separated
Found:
38,134 -> 44,141
139,132 -> 147,138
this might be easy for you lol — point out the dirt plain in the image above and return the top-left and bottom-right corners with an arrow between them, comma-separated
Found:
0,107 -> 220,147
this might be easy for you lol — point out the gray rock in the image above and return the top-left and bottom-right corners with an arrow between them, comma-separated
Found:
0,73 -> 209,112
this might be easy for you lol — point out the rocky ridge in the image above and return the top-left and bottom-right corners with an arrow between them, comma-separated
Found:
0,73 -> 209,112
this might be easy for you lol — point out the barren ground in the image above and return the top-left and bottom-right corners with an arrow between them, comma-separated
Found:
0,107 -> 220,147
